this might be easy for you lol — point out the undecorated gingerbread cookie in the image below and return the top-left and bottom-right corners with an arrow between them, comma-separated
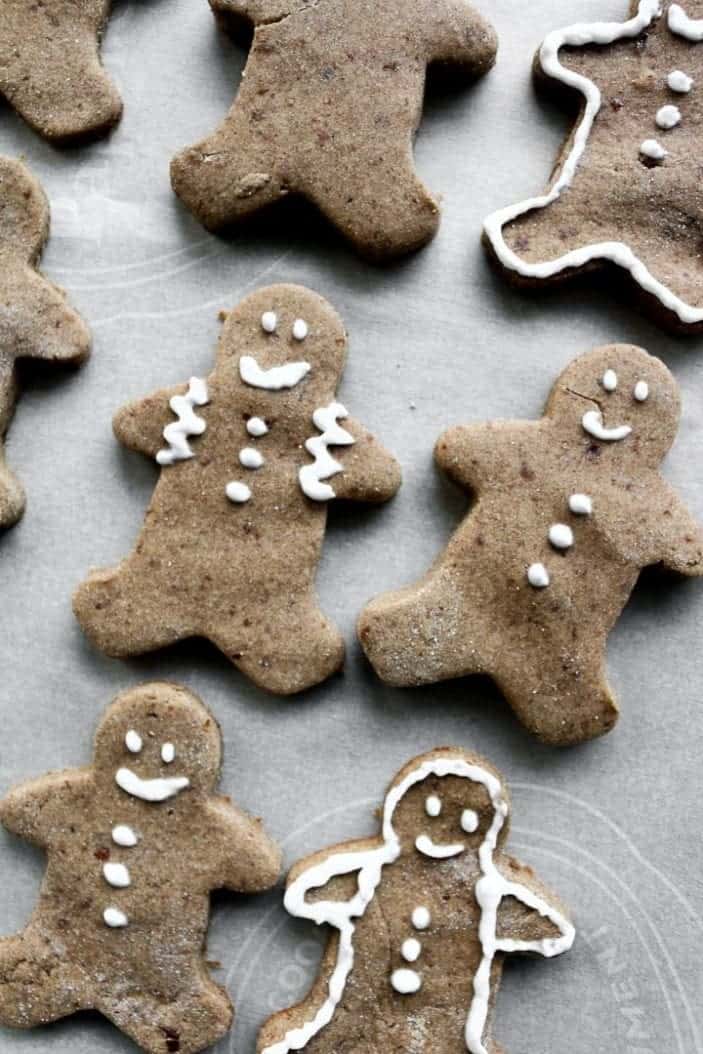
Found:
257,747 -> 574,1054
0,157 -> 91,530
483,1 -> 703,331
170,0 -> 498,258
0,681 -> 281,1054
73,285 -> 401,693
359,344 -> 703,745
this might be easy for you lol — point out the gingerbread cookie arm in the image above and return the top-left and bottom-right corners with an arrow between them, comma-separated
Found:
287,838 -> 379,905
112,383 -> 193,460
647,483 -> 703,576
330,418 -> 401,504
0,770 -> 91,849
435,421 -> 540,492
426,0 -> 498,72
495,855 -> 574,949
11,269 -> 91,367
205,798 -> 281,892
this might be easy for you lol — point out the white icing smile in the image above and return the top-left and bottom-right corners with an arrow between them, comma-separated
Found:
582,410 -> 632,442
240,354 -> 310,390
414,834 -> 465,859
115,767 -> 190,802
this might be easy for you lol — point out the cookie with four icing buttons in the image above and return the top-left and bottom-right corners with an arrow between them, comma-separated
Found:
0,681 -> 282,1054
170,0 -> 498,258
257,747 -> 574,1054
483,0 -> 703,332
73,284 -> 401,694
359,344 -> 703,746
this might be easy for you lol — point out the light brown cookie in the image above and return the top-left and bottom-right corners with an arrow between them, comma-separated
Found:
359,345 -> 703,746
0,681 -> 281,1054
0,0 -> 124,142
257,747 -> 574,1054
73,284 -> 401,693
483,1 -> 703,332
170,0 -> 497,259
0,157 -> 91,530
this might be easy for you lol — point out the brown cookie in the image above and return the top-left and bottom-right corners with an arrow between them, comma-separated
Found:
257,747 -> 574,1054
0,156 -> 91,530
359,344 -> 703,746
73,284 -> 401,693
483,1 -> 703,332
0,0 -> 124,142
170,0 -> 498,259
0,681 -> 281,1054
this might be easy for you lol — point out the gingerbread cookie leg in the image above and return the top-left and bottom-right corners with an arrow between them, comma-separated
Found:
0,931 -> 90,1028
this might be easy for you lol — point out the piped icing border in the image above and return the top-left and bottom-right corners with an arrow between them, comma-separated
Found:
483,0 -> 703,325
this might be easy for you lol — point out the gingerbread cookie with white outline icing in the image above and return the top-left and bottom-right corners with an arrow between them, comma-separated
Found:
73,285 -> 401,694
257,747 -> 574,1054
0,157 -> 91,530
0,681 -> 281,1054
0,0 -> 124,142
359,344 -> 703,746
170,0 -> 498,259
483,1 -> 703,332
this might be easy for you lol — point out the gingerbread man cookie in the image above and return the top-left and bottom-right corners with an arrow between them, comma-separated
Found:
0,157 -> 91,530
0,0 -> 124,141
359,345 -> 703,745
258,748 -> 574,1054
170,0 -> 497,258
483,1 -> 703,331
74,285 -> 401,693
0,681 -> 281,1054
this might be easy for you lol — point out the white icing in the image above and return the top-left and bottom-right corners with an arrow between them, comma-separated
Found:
527,562 -> 550,588
582,410 -> 632,442
103,907 -> 128,928
569,493 -> 593,516
239,447 -> 265,469
461,809 -> 479,834
299,403 -> 354,502
391,968 -> 422,994
401,938 -> 421,962
634,380 -> 650,401
226,481 -> 252,504
425,795 -> 442,817
103,862 -> 131,888
247,416 -> 269,437
548,523 -> 574,550
483,0 -> 703,325
292,318 -> 309,341
261,311 -> 277,333
161,742 -> 175,764
125,730 -> 142,754
656,103 -> 681,127
156,378 -> 209,466
640,138 -> 668,159
112,824 -> 138,847
668,3 -> 703,40
667,69 -> 693,92
240,355 -> 310,390
260,757 -> 573,1054
601,369 -> 617,392
115,767 -> 190,802
415,834 -> 465,859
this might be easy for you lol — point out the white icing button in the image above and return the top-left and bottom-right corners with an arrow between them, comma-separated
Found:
226,481 -> 252,504
634,380 -> 649,402
261,311 -> 277,333
246,417 -> 269,437
401,938 -> 421,963
161,742 -> 175,764
656,104 -> 681,129
425,795 -> 441,817
569,493 -> 593,516
103,907 -> 128,928
461,808 -> 479,834
548,524 -> 574,550
640,138 -> 668,160
391,968 -> 422,994
292,318 -> 308,341
103,862 -> 131,888
601,369 -> 617,392
125,730 -> 142,754
667,70 -> 693,93
239,447 -> 265,470
411,906 -> 431,931
527,563 -> 550,589
112,825 -> 138,847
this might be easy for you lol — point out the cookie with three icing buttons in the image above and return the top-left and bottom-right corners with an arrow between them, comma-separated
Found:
359,344 -> 703,745
483,0 -> 703,332
257,747 -> 574,1054
0,681 -> 282,1054
73,284 -> 401,694
0,157 -> 91,530
170,0 -> 498,258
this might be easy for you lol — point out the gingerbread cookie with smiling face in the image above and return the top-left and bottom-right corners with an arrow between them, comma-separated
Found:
170,0 -> 498,259
0,157 -> 91,530
359,345 -> 703,746
73,285 -> 401,694
0,681 -> 281,1054
257,747 -> 574,1054
483,1 -> 703,332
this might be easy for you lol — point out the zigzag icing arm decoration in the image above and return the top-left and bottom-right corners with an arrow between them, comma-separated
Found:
156,377 -> 209,466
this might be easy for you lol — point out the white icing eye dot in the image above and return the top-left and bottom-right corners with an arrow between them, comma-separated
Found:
601,369 -> 618,392
226,481 -> 252,504
527,562 -> 550,589
125,730 -> 142,754
246,416 -> 269,437
104,907 -> 128,928
261,311 -> 277,333
401,938 -> 421,962
569,493 -> 593,516
161,743 -> 175,764
548,524 -> 574,550
461,809 -> 479,834
292,318 -> 308,341
425,795 -> 441,817
634,380 -> 649,403
411,906 -> 431,930
656,104 -> 681,129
